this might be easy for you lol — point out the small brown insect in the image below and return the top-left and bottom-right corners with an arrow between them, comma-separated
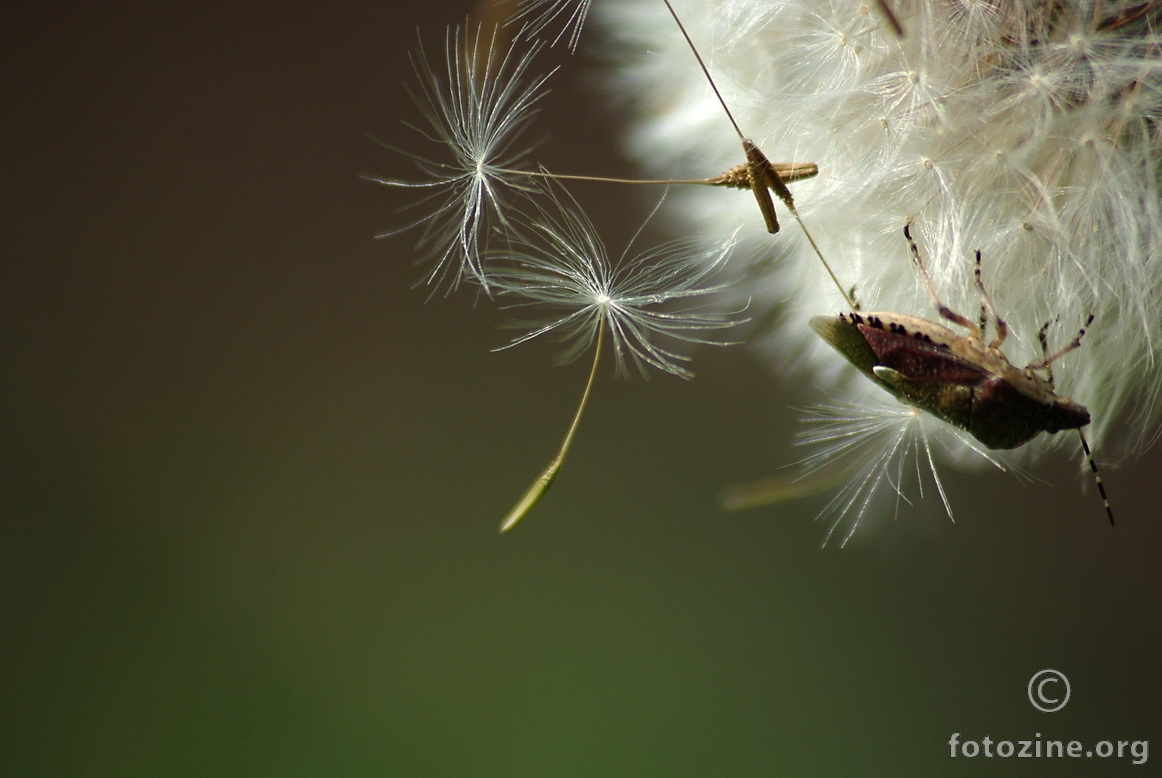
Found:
811,224 -> 1113,525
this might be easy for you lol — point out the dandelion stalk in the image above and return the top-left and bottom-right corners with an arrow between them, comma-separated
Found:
718,464 -> 859,512
488,161 -> 819,189
499,318 -> 604,534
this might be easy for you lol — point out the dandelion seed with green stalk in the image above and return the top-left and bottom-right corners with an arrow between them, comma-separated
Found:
723,399 -> 1013,548
487,184 -> 742,532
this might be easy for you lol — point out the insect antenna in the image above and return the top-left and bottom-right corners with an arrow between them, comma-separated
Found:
659,0 -> 855,310
1030,315 -> 1112,526
1077,429 -> 1115,526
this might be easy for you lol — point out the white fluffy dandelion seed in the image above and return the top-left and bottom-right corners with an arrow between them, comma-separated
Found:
597,1 -> 1162,479
719,394 -> 1022,545
794,399 -> 1010,547
489,185 -> 742,379
487,183 -> 741,532
366,24 -> 554,291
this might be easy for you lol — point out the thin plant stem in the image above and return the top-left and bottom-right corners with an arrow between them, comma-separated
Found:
499,318 -> 605,533
499,167 -> 727,186
787,208 -> 858,310
492,164 -> 819,189
660,0 -> 743,139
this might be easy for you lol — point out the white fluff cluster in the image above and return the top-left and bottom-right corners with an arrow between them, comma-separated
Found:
487,184 -> 741,380
597,0 -> 1162,463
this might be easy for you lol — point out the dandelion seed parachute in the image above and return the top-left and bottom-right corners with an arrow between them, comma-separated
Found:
487,183 -> 743,379
795,399 -> 1011,547
365,24 -> 554,292
597,0 -> 1162,460
485,182 -> 743,531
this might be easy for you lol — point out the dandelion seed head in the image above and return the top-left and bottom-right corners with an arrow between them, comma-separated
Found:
599,0 -> 1162,458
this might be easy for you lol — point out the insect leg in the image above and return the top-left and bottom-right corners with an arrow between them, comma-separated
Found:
1027,314 -> 1094,374
875,0 -> 905,37
1036,320 -> 1056,387
973,250 -> 1008,349
903,224 -> 979,336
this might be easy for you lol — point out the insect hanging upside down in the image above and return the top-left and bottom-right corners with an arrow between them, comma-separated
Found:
810,224 -> 1113,525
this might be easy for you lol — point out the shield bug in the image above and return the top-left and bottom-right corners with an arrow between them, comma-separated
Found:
810,224 -> 1113,525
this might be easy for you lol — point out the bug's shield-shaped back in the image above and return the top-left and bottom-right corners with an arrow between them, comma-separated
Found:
811,314 -> 975,433
810,313 -> 1091,450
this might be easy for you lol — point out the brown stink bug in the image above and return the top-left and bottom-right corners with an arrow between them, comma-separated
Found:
810,224 -> 1113,525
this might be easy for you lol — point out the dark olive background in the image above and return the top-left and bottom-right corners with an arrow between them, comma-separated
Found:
4,2 -> 1160,775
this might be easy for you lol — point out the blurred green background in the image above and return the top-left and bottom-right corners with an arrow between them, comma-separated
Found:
4,2 -> 1159,775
